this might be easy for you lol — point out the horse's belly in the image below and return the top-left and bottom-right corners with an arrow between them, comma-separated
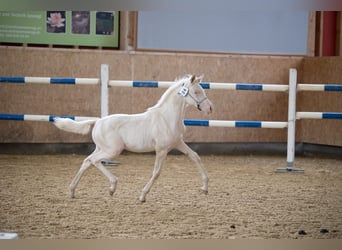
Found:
123,137 -> 155,153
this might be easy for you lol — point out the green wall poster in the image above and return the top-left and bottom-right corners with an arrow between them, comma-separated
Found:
0,11 -> 119,47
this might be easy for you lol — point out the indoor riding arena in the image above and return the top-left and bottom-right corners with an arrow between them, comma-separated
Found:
0,11 -> 341,239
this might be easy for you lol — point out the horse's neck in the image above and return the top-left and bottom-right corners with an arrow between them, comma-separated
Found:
149,87 -> 187,127
163,92 -> 187,122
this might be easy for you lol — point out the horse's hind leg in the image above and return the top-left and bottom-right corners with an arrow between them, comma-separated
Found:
93,160 -> 118,196
70,148 -> 119,198
70,155 -> 93,198
175,141 -> 209,194
90,149 -> 120,196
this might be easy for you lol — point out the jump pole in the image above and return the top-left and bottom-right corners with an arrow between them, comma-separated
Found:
0,232 -> 18,239
276,68 -> 304,173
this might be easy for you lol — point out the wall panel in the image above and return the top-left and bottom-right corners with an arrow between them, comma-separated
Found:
0,47 -> 305,145
299,57 -> 342,146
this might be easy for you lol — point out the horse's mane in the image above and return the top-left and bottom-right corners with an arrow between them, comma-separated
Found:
147,75 -> 191,111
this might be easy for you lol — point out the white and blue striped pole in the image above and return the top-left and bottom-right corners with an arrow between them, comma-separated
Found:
0,114 -> 289,128
0,114 -> 99,122
2,76 -> 341,92
296,112 -> 342,120
0,233 -> 18,239
108,80 -> 290,92
0,76 -> 99,85
108,80 -> 174,88
109,80 -> 342,92
297,84 -> 342,92
2,113 -> 340,125
183,120 -> 288,129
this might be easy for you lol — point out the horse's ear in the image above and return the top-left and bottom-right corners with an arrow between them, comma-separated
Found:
190,75 -> 196,83
192,75 -> 204,84
197,74 -> 204,82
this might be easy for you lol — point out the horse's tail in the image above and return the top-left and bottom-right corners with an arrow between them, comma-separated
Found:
53,117 -> 98,135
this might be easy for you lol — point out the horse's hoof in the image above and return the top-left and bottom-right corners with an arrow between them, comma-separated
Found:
139,196 -> 146,203
201,189 -> 208,195
109,185 -> 116,196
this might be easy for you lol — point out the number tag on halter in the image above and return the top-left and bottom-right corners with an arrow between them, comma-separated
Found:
178,86 -> 189,97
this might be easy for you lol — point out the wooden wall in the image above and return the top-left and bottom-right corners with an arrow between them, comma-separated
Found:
298,57 -> 342,146
0,46 -> 341,147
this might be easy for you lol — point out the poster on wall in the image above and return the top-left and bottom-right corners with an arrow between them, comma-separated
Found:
0,11 -> 119,47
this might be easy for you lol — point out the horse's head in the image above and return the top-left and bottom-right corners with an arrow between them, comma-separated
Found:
178,74 -> 213,115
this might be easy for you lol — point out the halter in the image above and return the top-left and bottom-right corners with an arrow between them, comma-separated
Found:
178,84 -> 208,111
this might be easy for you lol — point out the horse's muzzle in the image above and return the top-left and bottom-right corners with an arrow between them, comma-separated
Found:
198,100 -> 213,115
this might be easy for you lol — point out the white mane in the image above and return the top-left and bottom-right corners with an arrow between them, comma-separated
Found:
147,75 -> 191,111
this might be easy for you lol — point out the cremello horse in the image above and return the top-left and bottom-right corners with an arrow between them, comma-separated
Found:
54,74 -> 213,202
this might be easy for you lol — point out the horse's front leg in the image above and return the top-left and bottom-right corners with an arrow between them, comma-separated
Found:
175,140 -> 209,194
139,149 -> 168,202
